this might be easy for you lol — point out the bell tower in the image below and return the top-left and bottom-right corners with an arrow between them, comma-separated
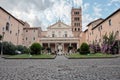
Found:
71,7 -> 82,37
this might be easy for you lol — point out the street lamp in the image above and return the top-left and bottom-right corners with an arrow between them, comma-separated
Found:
1,32 -> 5,56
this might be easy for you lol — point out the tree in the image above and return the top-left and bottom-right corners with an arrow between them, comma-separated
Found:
30,43 -> 42,55
101,32 -> 118,54
0,35 -> 2,41
2,42 -> 16,55
41,47 -> 45,53
23,46 -> 30,54
80,43 -> 90,55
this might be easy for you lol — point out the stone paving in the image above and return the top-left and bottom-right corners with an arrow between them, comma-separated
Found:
0,56 -> 120,80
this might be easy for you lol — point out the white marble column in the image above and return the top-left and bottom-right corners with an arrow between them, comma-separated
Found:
55,43 -> 57,53
41,43 -> 43,46
63,43 -> 64,54
48,43 -> 50,47
69,43 -> 71,46
48,43 -> 50,54
77,42 -> 79,49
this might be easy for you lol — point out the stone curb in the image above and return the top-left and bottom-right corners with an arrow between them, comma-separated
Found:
2,55 -> 57,59
65,56 -> 119,59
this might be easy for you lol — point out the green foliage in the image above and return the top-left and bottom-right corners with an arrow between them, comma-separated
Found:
102,31 -> 118,54
41,47 -> 45,50
103,33 -> 108,43
103,32 -> 117,44
68,46 -> 73,50
24,46 -> 30,54
0,41 -> 30,55
90,44 -> 101,53
0,34 -> 2,40
30,43 -> 42,55
77,48 -> 80,52
16,45 -> 29,54
46,47 -> 51,53
80,43 -> 90,55
16,45 -> 25,54
0,42 -> 1,52
2,42 -> 16,55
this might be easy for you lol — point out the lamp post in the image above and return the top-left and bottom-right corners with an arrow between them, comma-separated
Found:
1,32 -> 5,56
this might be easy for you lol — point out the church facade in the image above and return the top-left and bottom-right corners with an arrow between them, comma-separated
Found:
37,8 -> 82,54
40,20 -> 80,54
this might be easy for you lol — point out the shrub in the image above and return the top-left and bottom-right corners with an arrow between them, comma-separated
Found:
0,42 -> 1,52
101,32 -> 119,54
0,34 -> 2,40
16,45 -> 25,54
46,47 -> 51,53
80,43 -> 90,55
23,46 -> 30,54
41,47 -> 45,50
89,44 -> 101,53
77,48 -> 80,52
30,43 -> 42,55
16,45 -> 30,54
2,42 -> 16,55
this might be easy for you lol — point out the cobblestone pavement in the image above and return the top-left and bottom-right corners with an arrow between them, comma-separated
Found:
0,56 -> 120,80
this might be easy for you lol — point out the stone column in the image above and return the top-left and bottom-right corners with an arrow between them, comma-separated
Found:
48,43 -> 50,47
63,43 -> 64,54
48,43 -> 50,54
55,43 -> 57,54
69,43 -> 71,46
41,43 -> 43,54
69,43 -> 72,54
77,42 -> 79,49
41,43 -> 43,46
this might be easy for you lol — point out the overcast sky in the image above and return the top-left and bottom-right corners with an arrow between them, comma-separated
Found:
0,0 -> 120,31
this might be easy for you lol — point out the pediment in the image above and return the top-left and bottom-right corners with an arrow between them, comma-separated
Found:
48,21 -> 71,29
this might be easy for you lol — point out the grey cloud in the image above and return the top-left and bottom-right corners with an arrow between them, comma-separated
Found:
32,0 -> 54,11
0,0 -> 54,11
33,16 -> 43,27
0,0 -> 54,30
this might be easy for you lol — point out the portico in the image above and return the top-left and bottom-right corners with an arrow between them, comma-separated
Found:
40,37 -> 79,54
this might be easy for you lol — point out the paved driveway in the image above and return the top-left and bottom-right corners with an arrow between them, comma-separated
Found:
0,56 -> 120,80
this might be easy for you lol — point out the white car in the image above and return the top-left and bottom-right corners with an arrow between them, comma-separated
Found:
15,50 -> 21,54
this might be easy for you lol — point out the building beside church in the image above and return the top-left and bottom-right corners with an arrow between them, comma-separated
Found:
81,8 -> 120,54
83,8 -> 120,45
0,7 -> 28,45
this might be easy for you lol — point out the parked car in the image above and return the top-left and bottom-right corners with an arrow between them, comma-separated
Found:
15,50 -> 21,54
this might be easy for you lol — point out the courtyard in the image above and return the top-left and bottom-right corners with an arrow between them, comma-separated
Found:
0,56 -> 120,80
